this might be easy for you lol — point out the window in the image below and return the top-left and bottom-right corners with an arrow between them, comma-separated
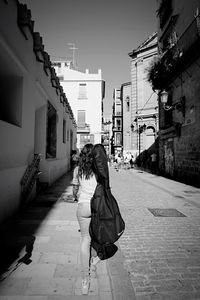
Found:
78,83 -> 87,99
80,134 -> 90,144
77,110 -> 86,128
80,134 -> 94,147
115,103 -> 121,116
63,119 -> 66,143
126,96 -> 130,112
116,133 -> 122,146
90,134 -> 94,144
0,76 -> 23,127
46,102 -> 57,158
116,118 -> 121,130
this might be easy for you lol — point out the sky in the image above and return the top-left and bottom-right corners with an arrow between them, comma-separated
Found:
21,0 -> 157,118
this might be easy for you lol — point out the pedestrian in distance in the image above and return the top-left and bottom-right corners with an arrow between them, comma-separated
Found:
73,143 -> 100,295
71,149 -> 78,171
116,152 -> 122,171
150,152 -> 158,174
72,157 -> 79,202
130,154 -> 135,168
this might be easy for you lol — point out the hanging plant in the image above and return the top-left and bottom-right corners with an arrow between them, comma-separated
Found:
147,47 -> 181,90
147,56 -> 168,90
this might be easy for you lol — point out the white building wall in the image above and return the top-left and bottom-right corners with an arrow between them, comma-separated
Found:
53,65 -> 104,150
0,0 -> 76,223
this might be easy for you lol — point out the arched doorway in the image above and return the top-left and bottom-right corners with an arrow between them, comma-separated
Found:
145,126 -> 156,149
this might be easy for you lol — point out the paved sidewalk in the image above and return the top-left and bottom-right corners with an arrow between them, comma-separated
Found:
0,171 -> 119,300
2,166 -> 199,300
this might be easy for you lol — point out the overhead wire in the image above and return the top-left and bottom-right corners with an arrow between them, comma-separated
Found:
122,91 -> 157,132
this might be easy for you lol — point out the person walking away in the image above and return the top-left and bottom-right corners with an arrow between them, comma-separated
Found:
130,154 -> 134,168
72,159 -> 79,202
116,153 -> 122,171
71,150 -> 78,171
150,152 -> 158,174
73,143 -> 99,294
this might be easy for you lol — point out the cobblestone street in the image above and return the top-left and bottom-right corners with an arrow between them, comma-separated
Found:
0,167 -> 200,300
110,167 -> 200,300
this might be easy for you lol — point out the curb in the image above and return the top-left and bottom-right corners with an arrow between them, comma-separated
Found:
107,242 -> 136,300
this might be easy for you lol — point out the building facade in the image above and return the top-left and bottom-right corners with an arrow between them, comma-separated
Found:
102,118 -> 112,157
52,62 -> 105,151
0,1 -> 76,223
151,0 -> 200,186
121,82 -> 132,156
129,32 -> 158,159
111,88 -> 123,155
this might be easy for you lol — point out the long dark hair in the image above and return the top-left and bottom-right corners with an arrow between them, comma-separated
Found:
78,143 -> 94,179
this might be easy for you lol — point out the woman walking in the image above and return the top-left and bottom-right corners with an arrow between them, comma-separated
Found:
74,143 -> 99,294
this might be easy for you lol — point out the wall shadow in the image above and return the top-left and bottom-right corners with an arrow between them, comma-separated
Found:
0,171 -> 73,281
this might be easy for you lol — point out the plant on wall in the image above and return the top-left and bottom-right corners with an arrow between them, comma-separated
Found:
147,56 -> 166,91
147,47 -> 181,91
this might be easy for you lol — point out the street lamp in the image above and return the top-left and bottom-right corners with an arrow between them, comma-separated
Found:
160,90 -> 185,116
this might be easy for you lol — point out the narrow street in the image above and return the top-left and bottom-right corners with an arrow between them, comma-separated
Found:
110,167 -> 200,299
0,167 -> 200,299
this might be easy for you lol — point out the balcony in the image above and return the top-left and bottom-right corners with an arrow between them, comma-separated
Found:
148,14 -> 200,90
113,126 -> 122,131
77,123 -> 90,134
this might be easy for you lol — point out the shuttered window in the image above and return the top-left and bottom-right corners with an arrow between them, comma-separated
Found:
77,110 -> 85,127
78,83 -> 87,99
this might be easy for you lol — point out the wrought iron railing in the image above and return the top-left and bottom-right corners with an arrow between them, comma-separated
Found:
77,123 -> 90,133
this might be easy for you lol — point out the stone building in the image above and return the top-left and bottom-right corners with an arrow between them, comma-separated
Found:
52,61 -> 105,151
128,32 -> 158,160
111,88 -> 123,155
102,118 -> 112,157
0,1 -> 76,223
121,82 -> 132,155
150,0 -> 200,186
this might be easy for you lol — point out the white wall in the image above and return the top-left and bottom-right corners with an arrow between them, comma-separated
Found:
0,0 -> 76,223
54,66 -> 104,149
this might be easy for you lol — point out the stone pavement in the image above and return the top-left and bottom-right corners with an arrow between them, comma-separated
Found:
109,167 -> 200,300
1,167 -> 200,300
0,170 -> 134,300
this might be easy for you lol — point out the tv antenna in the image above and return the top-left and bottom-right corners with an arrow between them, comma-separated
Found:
68,43 -> 78,68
